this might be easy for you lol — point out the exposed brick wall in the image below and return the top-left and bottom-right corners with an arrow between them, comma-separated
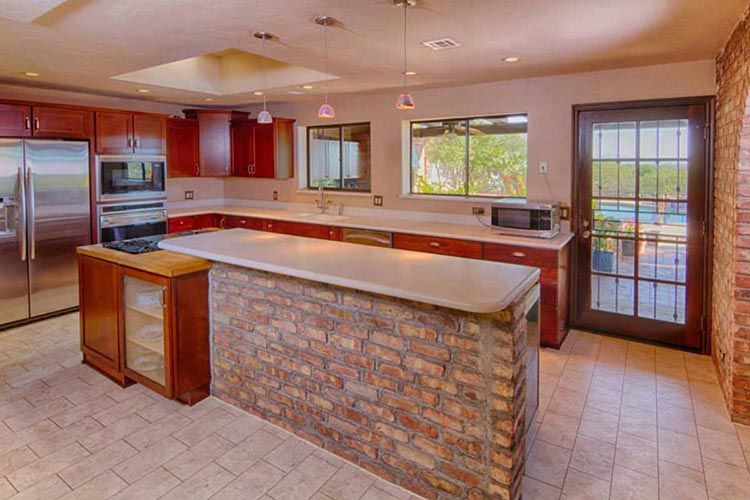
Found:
210,263 -> 531,499
714,6 -> 750,424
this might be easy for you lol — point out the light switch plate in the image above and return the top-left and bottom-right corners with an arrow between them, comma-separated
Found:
272,191 -> 278,201
184,190 -> 194,200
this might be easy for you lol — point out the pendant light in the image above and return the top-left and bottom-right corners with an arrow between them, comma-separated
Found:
254,31 -> 273,124
396,0 -> 415,110
315,16 -> 336,119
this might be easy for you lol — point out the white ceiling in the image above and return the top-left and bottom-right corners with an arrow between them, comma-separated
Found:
0,0 -> 744,107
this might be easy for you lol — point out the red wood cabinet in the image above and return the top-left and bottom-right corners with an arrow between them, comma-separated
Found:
167,118 -> 200,177
231,118 -> 295,179
96,111 -> 165,155
0,104 -> 93,139
0,104 -> 31,136
263,219 -> 341,240
168,214 -> 221,233
484,242 -> 570,348
225,215 -> 264,230
392,233 -> 483,259
184,110 -> 246,177
32,106 -> 94,139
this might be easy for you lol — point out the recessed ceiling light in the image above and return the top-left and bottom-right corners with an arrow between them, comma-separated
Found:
253,91 -> 264,96
204,97 -> 214,102
302,85 -> 313,89
23,72 -> 40,77
503,56 -> 519,62
137,88 -> 150,94
402,71 -> 417,76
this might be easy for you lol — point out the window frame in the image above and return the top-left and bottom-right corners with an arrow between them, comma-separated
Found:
306,122 -> 372,193
408,113 -> 528,199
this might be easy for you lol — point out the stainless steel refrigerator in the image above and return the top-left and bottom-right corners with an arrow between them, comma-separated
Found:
0,139 -> 91,326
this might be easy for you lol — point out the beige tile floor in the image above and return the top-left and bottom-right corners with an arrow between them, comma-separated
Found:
0,313 -> 420,500
525,329 -> 750,500
2,314 -> 749,499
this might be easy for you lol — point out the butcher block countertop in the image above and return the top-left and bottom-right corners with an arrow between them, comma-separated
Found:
76,244 -> 211,278
159,228 -> 540,313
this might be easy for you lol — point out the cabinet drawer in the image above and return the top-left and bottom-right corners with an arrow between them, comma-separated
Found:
225,215 -> 263,230
263,219 -> 339,240
168,216 -> 198,233
392,233 -> 483,259
483,242 -> 558,269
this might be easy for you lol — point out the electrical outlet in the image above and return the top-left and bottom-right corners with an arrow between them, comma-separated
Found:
472,207 -> 485,215
559,203 -> 570,220
373,195 -> 383,206
538,161 -> 549,174
184,190 -> 194,200
272,191 -> 278,201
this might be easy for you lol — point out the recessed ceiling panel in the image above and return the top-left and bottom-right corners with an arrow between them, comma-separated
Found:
0,0 -> 68,23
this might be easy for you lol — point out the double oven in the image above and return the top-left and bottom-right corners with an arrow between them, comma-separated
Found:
95,156 -> 167,242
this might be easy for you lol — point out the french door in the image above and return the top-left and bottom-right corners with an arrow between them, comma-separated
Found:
572,98 -> 712,350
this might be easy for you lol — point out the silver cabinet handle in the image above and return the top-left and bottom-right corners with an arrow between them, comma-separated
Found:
195,164 -> 200,176
247,164 -> 252,175
26,168 -> 35,260
18,168 -> 27,261
33,118 -> 40,131
240,220 -> 246,225
429,241 -> 441,248
134,137 -> 140,149
24,117 -> 31,131
127,137 -> 133,148
267,222 -> 273,229
511,251 -> 526,258
219,216 -> 226,229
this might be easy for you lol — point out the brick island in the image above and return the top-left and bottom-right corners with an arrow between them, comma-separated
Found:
160,228 -> 540,500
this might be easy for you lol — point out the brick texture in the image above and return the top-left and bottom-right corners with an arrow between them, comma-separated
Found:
714,5 -> 750,425
210,263 -> 531,499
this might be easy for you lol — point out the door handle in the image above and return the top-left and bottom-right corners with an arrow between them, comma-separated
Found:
18,168 -> 27,261
582,230 -> 591,239
195,164 -> 200,176
247,164 -> 252,175
33,118 -> 40,131
127,137 -> 133,148
26,167 -> 35,260
134,137 -> 140,149
429,241 -> 441,248
24,117 -> 31,131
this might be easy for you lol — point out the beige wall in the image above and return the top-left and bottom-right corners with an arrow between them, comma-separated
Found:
182,60 -> 717,214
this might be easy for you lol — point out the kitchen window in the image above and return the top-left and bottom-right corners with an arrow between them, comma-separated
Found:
307,123 -> 371,192
409,114 -> 528,198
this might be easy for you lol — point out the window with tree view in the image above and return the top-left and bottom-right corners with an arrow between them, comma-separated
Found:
308,123 -> 371,192
410,115 -> 528,197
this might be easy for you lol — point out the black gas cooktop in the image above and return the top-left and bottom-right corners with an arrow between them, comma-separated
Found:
102,230 -> 213,254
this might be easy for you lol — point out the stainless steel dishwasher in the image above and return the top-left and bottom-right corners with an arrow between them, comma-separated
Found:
341,228 -> 393,247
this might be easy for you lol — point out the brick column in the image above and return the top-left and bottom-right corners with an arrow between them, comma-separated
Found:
210,263 -> 532,499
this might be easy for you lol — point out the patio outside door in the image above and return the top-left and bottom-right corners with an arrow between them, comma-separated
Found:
572,98 -> 712,350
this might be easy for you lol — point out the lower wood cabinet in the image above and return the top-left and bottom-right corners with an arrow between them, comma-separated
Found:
78,255 -> 210,405
263,219 -> 342,240
393,233 -> 483,259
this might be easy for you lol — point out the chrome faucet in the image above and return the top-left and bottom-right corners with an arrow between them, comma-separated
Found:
315,185 -> 333,214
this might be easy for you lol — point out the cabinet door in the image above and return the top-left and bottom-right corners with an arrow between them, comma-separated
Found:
0,104 -> 32,137
121,269 -> 172,396
32,106 -> 93,139
96,111 -> 134,154
197,213 -> 215,228
79,255 -> 121,376
197,113 -> 231,176
133,114 -> 165,155
167,118 -> 199,177
253,122 -> 276,178
231,121 -> 255,177
263,219 -> 336,240
392,233 -> 483,258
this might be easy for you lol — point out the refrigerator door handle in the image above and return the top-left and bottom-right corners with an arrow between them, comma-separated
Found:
26,167 -> 35,260
18,168 -> 27,262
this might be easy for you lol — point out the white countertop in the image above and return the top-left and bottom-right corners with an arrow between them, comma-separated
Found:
168,203 -> 573,251
159,228 -> 540,314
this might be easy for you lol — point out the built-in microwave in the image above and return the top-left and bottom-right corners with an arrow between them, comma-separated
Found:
491,201 -> 561,239
95,155 -> 166,202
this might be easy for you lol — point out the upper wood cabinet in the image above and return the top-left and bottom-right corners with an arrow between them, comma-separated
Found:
166,118 -> 199,177
0,104 -> 32,137
0,104 -> 93,139
96,111 -> 165,155
184,110 -> 247,177
231,118 -> 294,179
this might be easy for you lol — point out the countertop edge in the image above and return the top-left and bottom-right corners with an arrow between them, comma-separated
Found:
168,205 -> 574,250
77,245 -> 211,278
158,239 -> 541,314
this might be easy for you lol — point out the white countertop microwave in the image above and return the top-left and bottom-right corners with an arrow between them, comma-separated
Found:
491,201 -> 561,239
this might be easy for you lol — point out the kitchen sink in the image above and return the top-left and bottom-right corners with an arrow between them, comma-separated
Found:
297,213 -> 351,222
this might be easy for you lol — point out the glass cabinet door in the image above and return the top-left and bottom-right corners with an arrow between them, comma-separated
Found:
123,275 -> 166,386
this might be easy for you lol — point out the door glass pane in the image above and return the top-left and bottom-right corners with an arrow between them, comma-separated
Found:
124,276 -> 165,386
308,127 -> 342,189
591,275 -> 635,315
639,240 -> 686,283
637,281 -> 686,323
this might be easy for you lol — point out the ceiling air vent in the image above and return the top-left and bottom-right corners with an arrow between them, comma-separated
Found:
421,38 -> 462,51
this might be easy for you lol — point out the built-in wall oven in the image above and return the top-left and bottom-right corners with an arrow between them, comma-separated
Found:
96,156 -> 166,202
98,200 -> 167,243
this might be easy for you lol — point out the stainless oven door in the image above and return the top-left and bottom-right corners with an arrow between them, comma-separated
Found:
96,156 -> 166,202
99,209 -> 167,243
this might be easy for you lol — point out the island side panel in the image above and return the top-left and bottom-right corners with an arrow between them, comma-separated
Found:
210,263 -> 531,500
